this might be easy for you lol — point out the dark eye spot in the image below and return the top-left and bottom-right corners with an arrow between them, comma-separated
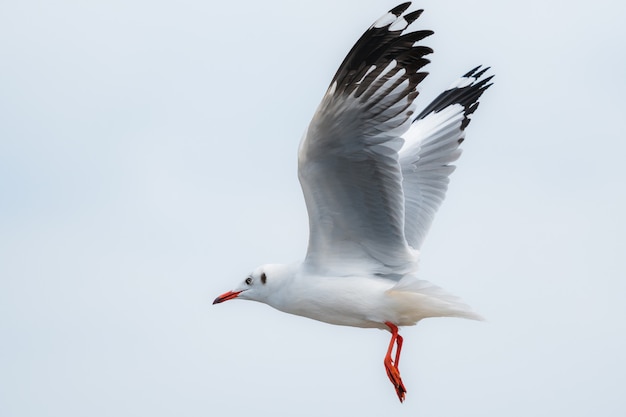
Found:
245,277 -> 252,285
261,273 -> 267,285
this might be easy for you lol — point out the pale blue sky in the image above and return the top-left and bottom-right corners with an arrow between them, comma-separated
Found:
1,0 -> 625,416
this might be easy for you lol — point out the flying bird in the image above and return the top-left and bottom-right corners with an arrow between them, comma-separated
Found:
214,2 -> 493,403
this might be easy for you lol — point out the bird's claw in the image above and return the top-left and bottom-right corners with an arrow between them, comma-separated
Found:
384,359 -> 407,402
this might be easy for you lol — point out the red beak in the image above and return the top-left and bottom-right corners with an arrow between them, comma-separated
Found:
213,290 -> 242,304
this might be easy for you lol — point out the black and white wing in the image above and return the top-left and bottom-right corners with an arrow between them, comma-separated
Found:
298,3 -> 432,277
400,66 -> 494,249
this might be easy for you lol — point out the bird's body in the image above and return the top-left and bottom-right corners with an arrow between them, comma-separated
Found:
264,266 -> 399,329
214,2 -> 493,403
244,263 -> 482,330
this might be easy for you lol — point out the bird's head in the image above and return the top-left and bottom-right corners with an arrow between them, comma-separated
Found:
213,263 -> 294,305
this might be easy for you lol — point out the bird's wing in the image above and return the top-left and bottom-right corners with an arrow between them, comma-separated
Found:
399,66 -> 494,249
298,3 -> 432,277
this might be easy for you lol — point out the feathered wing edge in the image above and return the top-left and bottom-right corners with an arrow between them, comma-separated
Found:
400,67 -> 494,250
299,3 -> 435,277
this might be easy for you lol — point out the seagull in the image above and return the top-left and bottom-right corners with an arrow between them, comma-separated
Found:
213,2 -> 493,403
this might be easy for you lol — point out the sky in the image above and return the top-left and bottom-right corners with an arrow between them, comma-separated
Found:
1,0 -> 625,415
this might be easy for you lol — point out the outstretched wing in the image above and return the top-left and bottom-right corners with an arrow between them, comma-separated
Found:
298,3 -> 432,277
400,66 -> 494,249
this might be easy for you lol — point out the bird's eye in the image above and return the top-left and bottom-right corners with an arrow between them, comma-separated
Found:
245,277 -> 252,285
261,273 -> 267,285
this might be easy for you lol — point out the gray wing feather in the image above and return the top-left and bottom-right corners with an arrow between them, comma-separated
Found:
400,67 -> 494,249
299,4 -> 432,277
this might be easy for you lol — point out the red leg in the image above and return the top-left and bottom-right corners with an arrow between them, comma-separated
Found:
395,334 -> 404,368
384,321 -> 407,402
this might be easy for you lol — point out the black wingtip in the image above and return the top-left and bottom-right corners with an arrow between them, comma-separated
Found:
415,65 -> 494,131
463,66 -> 482,78
474,66 -> 491,78
390,2 -> 412,16
404,9 -> 424,26
329,2 -> 433,99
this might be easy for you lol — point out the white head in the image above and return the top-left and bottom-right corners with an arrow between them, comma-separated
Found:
213,263 -> 295,306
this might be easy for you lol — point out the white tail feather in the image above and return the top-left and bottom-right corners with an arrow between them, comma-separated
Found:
387,277 -> 483,324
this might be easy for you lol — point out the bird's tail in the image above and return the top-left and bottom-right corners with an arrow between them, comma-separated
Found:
387,276 -> 483,323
